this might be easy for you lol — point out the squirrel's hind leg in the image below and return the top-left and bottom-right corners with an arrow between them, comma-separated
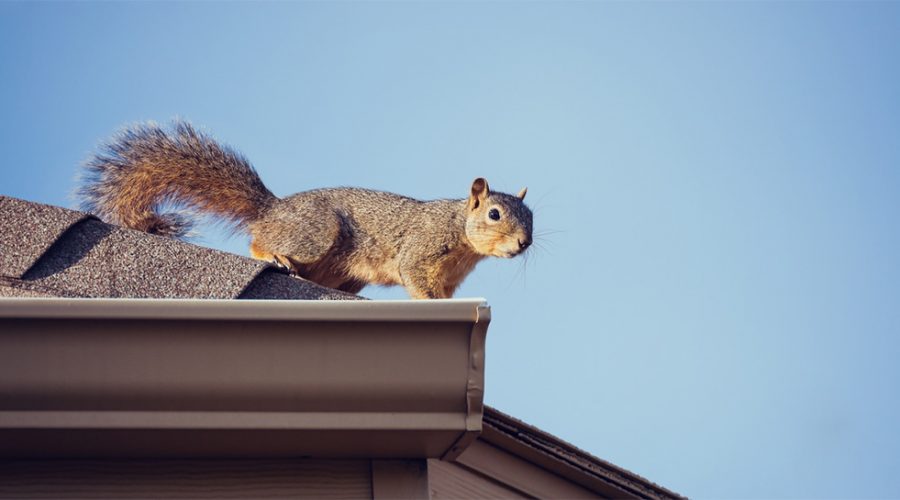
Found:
249,241 -> 300,274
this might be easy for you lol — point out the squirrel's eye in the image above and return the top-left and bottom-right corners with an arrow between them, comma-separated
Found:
488,208 -> 501,221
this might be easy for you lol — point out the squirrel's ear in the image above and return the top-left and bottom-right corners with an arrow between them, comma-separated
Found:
517,187 -> 527,200
469,178 -> 490,209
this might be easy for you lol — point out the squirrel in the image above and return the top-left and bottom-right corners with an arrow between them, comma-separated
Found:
78,120 -> 533,299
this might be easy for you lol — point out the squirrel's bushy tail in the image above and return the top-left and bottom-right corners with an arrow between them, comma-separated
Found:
79,120 -> 276,238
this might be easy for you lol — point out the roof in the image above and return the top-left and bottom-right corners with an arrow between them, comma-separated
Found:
0,195 -> 358,300
0,195 -> 682,498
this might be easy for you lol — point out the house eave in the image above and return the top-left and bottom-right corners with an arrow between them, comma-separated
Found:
0,298 -> 489,459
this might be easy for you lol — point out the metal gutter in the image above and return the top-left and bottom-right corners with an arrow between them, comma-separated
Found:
0,297 -> 487,321
0,298 -> 489,459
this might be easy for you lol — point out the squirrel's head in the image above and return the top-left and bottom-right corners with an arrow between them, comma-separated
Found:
464,178 -> 533,258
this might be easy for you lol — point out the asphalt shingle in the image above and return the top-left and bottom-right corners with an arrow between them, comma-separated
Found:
0,195 -> 359,300
0,196 -> 91,277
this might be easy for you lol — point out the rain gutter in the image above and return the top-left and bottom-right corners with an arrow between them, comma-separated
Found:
0,298 -> 489,459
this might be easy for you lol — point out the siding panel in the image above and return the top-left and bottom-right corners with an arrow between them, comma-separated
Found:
0,459 -> 372,499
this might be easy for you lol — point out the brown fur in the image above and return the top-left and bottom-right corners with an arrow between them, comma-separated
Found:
80,121 -> 533,299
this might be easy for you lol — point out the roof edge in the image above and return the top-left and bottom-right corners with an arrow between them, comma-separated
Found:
481,406 -> 685,500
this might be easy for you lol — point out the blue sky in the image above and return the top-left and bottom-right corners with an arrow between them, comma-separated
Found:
2,2 -> 899,497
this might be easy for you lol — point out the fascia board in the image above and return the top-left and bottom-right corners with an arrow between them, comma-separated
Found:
0,298 -> 489,459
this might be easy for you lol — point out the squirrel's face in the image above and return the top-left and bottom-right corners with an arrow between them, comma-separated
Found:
464,178 -> 533,258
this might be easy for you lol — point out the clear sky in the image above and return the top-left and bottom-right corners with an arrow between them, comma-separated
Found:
2,1 -> 899,497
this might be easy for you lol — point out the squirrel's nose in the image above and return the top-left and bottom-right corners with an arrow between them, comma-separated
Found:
518,238 -> 531,250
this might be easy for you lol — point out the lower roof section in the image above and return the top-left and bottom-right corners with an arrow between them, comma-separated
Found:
0,298 -> 490,460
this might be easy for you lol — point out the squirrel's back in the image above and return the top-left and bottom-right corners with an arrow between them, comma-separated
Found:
79,121 -> 276,238
275,187 -> 467,250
